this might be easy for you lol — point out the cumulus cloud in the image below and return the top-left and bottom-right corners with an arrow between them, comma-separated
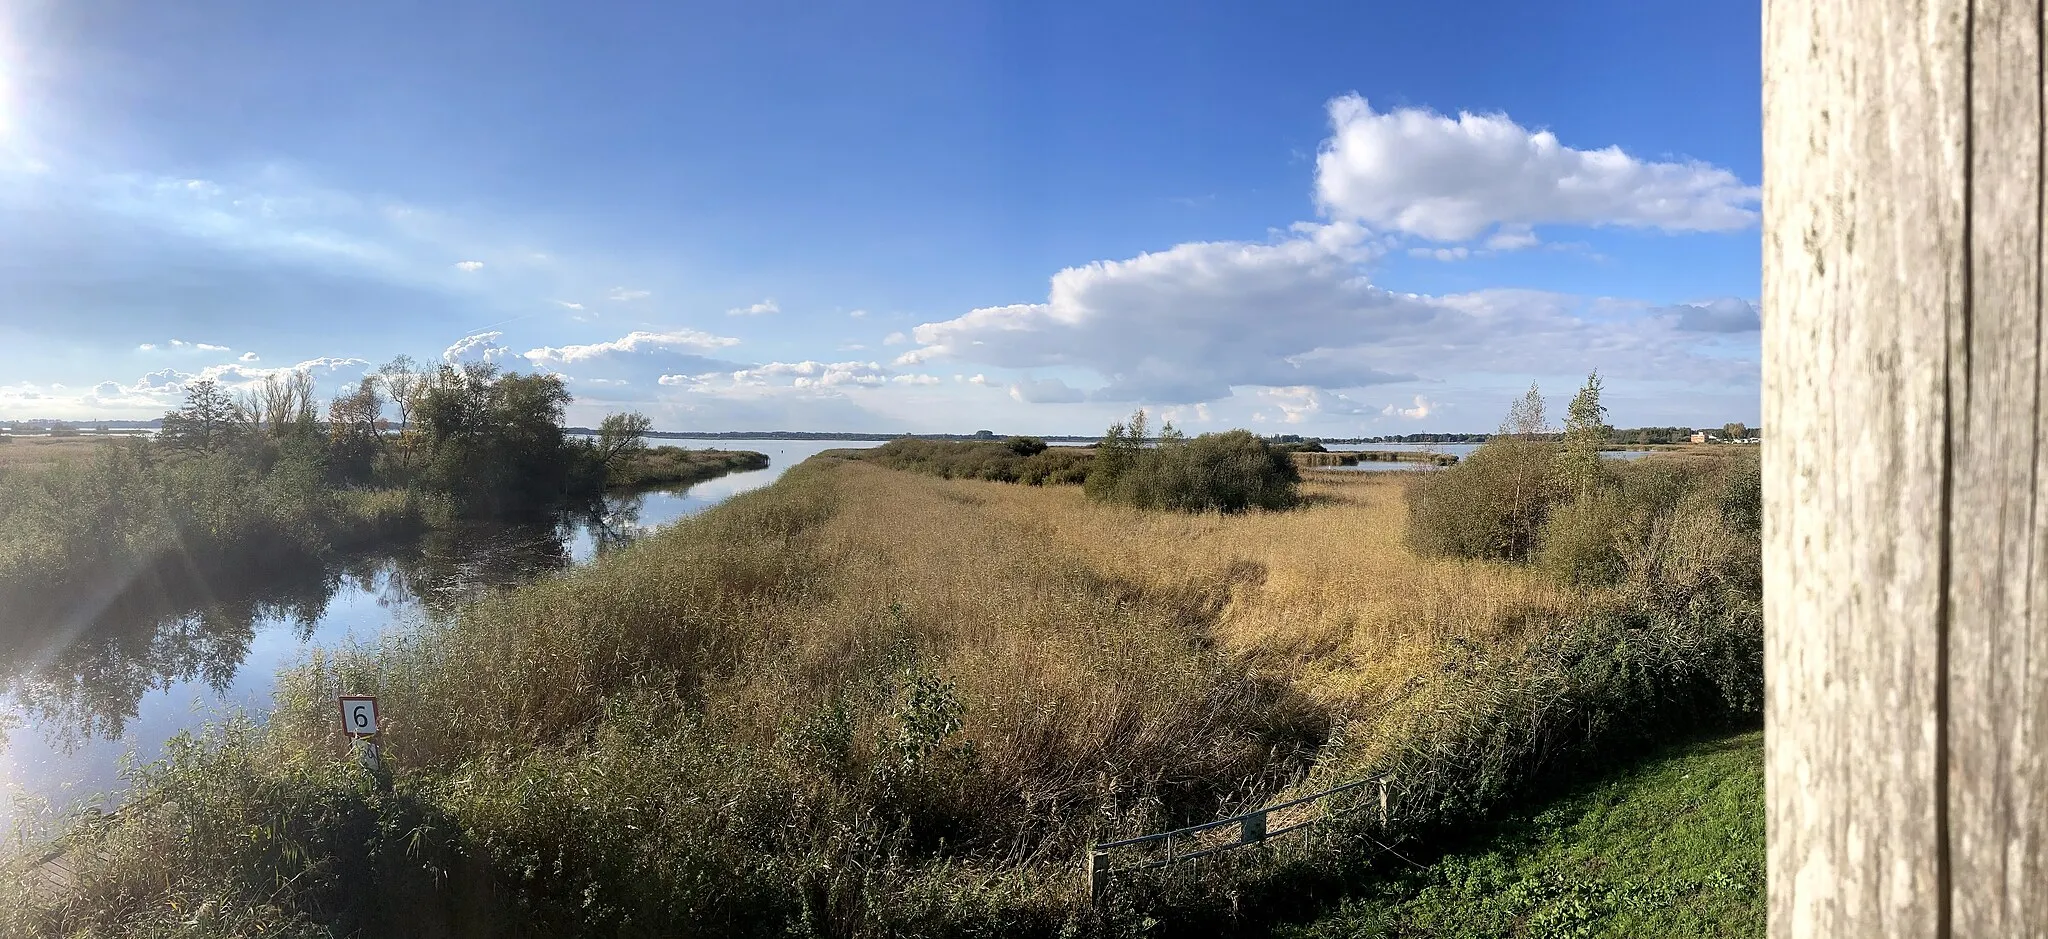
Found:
607,287 -> 650,301
1315,94 -> 1758,242
1382,395 -> 1435,420
1662,298 -> 1761,333
454,260 -> 485,272
137,343 -> 156,351
1259,386 -> 1321,423
900,226 -> 1758,409
884,332 -> 909,346
240,351 -> 260,362
727,298 -> 780,316
443,331 -> 515,365
901,227 -> 1424,403
1008,377 -> 1087,404
731,360 -> 889,389
892,374 -> 940,386
657,374 -> 703,387
523,329 -> 740,367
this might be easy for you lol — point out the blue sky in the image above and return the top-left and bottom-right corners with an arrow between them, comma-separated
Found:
0,0 -> 1761,434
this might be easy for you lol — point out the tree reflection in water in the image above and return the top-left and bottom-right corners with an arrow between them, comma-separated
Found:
0,511 -> 600,749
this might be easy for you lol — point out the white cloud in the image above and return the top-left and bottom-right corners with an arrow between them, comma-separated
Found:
240,352 -> 260,362
1382,395 -> 1435,420
967,374 -> 990,385
143,339 -> 233,353
607,287 -> 650,301
1409,246 -> 1470,262
454,260 -> 485,272
901,226 -> 1422,403
1485,227 -> 1541,251
727,298 -> 779,316
900,226 -> 1757,410
657,374 -> 705,387
848,309 -> 869,319
892,374 -> 940,386
1008,378 -> 1087,404
731,360 -> 889,388
1259,386 -> 1321,424
444,331 -> 515,365
553,299 -> 584,310
523,329 -> 740,367
883,331 -> 909,346
1315,94 -> 1758,242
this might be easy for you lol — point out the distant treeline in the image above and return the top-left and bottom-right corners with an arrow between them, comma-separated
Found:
0,360 -> 762,622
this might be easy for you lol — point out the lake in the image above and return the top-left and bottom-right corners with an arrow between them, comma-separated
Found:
0,439 -> 879,827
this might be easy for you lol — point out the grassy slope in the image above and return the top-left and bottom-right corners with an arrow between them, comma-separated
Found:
2,460 -> 1759,937
1278,730 -> 1763,939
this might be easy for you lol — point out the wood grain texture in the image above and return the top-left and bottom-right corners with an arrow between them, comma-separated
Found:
1771,0 -> 2048,933
1764,0 -> 1965,935
1950,0 -> 2048,932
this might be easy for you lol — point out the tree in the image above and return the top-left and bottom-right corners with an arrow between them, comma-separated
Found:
327,377 -> 386,482
1721,422 -> 1749,441
378,355 -> 425,431
160,379 -> 239,452
595,412 -> 653,466
1559,371 -> 1610,501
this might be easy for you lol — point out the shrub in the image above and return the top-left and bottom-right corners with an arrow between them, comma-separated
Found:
1406,386 -> 1562,561
852,438 -> 1092,485
1086,413 -> 1301,514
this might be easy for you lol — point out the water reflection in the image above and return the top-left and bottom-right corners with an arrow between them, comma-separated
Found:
0,439 -> 878,820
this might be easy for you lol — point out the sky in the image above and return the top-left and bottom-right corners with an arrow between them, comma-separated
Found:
0,0 -> 1762,435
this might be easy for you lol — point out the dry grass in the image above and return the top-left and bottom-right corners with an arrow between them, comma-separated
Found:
0,436 -> 127,470
889,467 -> 1593,710
8,454 -> 1754,936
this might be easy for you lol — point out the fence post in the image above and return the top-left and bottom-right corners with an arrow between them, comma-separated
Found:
1378,778 -> 1389,828
1085,846 -> 1107,902
1240,810 -> 1267,845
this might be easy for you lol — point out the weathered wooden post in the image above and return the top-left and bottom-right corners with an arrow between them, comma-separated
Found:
1085,845 -> 1108,902
1767,0 -> 2048,934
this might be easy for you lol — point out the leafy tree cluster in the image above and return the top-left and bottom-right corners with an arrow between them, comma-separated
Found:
1086,410 -> 1302,513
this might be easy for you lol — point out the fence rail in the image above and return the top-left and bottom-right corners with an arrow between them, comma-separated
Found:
1085,775 -> 1392,899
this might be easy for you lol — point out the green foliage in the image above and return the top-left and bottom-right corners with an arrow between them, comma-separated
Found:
1558,372 -> 1609,501
852,437 -> 1093,486
1084,412 -> 1302,513
0,364 -> 760,623
1281,732 -> 1763,939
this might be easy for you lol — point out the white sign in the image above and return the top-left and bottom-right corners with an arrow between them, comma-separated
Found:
339,695 -> 379,737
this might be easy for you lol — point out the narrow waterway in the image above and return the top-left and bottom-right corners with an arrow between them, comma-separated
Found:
0,439 -> 879,826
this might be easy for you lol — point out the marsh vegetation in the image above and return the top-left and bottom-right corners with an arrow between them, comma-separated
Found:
1,375 -> 1760,938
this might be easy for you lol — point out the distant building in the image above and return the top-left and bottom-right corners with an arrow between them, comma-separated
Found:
1689,431 -> 1717,444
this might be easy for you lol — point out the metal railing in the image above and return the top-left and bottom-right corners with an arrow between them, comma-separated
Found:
1085,775 -> 1392,899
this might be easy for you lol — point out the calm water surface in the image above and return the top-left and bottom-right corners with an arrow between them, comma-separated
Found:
0,439 -> 877,825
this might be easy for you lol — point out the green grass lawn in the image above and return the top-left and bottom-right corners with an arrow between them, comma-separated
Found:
1279,729 -> 1763,939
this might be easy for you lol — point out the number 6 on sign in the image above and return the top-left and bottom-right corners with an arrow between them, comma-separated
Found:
338,696 -> 379,737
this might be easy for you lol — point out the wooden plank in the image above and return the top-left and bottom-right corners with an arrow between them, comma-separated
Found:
1950,0 -> 2048,931
1764,0 -> 1967,935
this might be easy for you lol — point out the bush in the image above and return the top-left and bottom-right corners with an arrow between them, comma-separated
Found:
1405,435 -> 1562,560
1087,415 -> 1302,514
852,438 -> 1092,486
